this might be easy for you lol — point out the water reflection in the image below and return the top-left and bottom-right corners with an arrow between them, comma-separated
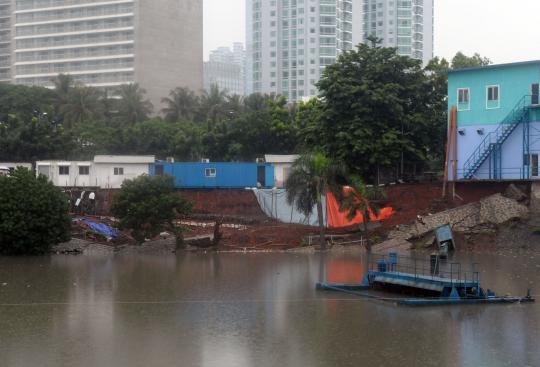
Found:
0,251 -> 538,367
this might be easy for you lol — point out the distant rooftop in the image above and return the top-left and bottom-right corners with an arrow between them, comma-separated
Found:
446,59 -> 540,74
93,155 -> 155,164
264,154 -> 299,163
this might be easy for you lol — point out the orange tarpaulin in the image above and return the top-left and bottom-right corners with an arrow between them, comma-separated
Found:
326,191 -> 394,229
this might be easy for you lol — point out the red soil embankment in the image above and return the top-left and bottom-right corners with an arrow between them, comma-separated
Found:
179,189 -> 268,220
380,181 -> 528,230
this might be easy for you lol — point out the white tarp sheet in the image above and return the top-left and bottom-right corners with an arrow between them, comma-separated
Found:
251,188 -> 326,227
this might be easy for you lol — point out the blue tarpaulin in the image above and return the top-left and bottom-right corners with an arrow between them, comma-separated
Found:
75,218 -> 122,239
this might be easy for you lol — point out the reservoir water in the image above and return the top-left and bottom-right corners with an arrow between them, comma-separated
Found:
0,250 -> 539,367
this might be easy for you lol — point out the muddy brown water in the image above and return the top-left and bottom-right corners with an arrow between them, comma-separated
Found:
0,251 -> 539,367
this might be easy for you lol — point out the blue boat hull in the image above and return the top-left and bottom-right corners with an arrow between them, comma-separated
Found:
316,282 -> 535,307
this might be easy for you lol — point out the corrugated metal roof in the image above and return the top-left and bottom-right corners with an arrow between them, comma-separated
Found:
445,59 -> 540,74
264,154 -> 299,163
93,155 -> 155,164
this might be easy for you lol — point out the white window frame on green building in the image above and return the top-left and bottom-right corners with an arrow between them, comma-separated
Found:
486,85 -> 500,109
457,88 -> 470,111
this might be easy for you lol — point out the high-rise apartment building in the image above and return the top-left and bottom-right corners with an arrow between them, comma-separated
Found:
0,0 -> 12,82
1,0 -> 202,109
204,42 -> 246,95
362,0 -> 433,66
246,0 -> 357,101
246,0 -> 433,100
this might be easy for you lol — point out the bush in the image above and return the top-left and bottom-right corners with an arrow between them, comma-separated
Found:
0,168 -> 71,255
110,175 -> 192,245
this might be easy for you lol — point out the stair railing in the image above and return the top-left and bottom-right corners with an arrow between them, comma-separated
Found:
462,95 -> 532,179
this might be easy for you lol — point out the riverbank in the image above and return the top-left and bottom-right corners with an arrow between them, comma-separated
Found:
56,182 -> 540,256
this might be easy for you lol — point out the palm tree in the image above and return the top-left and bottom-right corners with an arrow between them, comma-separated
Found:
50,73 -> 75,118
51,74 -> 74,101
199,84 -> 227,123
243,93 -> 279,112
117,83 -> 153,125
286,152 -> 344,250
225,94 -> 244,118
59,86 -> 102,127
161,87 -> 199,122
339,175 -> 385,251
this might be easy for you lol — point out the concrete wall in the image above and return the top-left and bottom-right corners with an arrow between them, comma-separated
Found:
450,121 -> 540,180
135,0 -> 203,111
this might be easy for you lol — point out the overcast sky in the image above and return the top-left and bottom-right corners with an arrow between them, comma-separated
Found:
204,0 -> 540,63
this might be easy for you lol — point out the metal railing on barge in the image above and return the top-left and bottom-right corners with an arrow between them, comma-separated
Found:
367,253 -> 481,293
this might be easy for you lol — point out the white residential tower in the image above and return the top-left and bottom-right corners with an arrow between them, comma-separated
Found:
246,0 -> 434,100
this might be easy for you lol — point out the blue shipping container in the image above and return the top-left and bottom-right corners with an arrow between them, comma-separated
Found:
149,162 -> 275,189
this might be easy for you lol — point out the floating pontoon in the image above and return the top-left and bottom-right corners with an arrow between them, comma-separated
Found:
317,253 -> 535,306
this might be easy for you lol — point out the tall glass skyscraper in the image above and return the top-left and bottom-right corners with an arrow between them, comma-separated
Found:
246,0 -> 433,101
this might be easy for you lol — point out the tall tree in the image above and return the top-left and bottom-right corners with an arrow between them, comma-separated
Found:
161,87 -> 199,122
451,52 -> 491,69
116,83 -> 153,125
199,84 -> 228,123
286,152 -> 344,250
59,86 -> 102,127
51,74 -> 75,107
225,94 -> 244,118
313,38 -> 440,181
243,93 -> 272,112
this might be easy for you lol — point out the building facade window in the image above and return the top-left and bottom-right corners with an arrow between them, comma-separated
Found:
114,167 -> 124,176
457,88 -> 470,111
59,166 -> 69,175
486,85 -> 500,109
205,168 -> 217,178
79,166 -> 90,175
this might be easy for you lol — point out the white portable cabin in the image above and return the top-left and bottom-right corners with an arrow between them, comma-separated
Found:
93,155 -> 155,189
0,162 -> 33,176
36,155 -> 155,189
0,166 -> 10,176
264,154 -> 299,188
35,161 -> 94,187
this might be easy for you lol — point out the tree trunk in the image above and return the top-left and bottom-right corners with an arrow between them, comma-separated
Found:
169,220 -> 185,249
316,197 -> 326,250
212,217 -> 223,247
363,209 -> 372,252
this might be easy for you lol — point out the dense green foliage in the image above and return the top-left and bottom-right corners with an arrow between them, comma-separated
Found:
110,175 -> 192,245
308,39 -> 449,181
0,168 -> 71,255
0,48 -> 479,182
451,52 -> 492,69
